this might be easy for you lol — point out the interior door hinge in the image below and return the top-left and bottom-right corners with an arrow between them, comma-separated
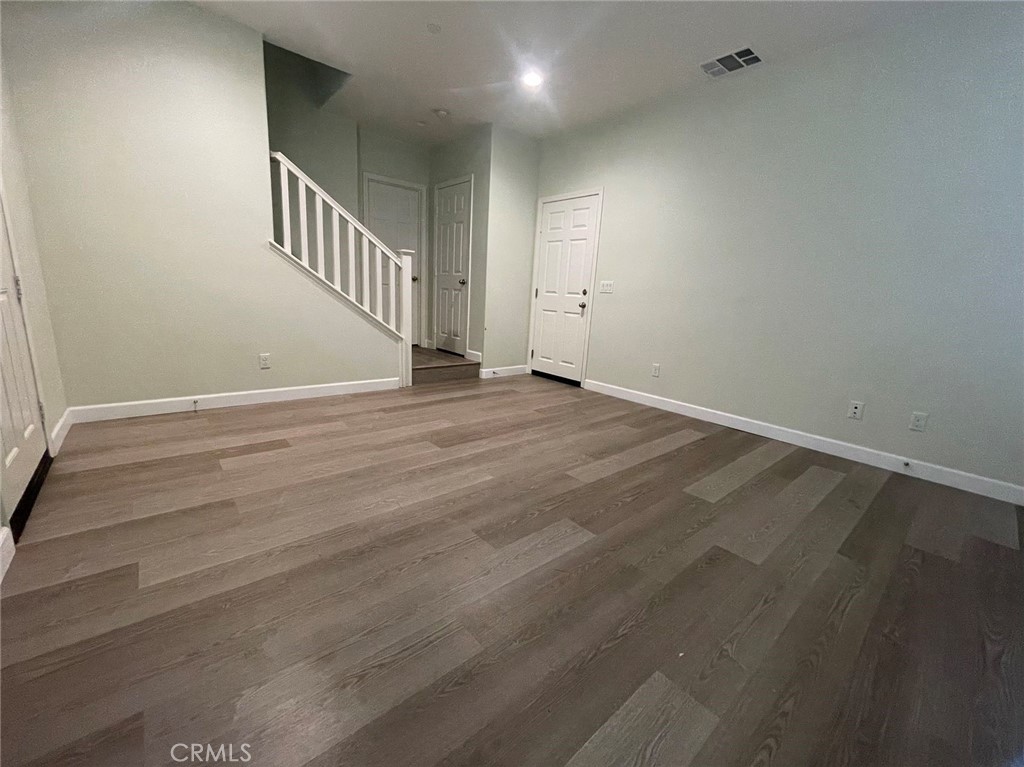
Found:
535,288 -> 538,298
37,400 -> 46,426
15,275 -> 23,301
531,349 -> 534,359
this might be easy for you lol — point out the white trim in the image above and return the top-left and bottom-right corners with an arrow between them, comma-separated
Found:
465,349 -> 482,362
527,188 -> 605,384
64,378 -> 400,425
434,175 -> 474,356
480,365 -> 530,379
361,172 -> 430,347
1,183 -> 57,454
0,526 -> 14,584
50,408 -> 71,454
584,379 -> 1024,505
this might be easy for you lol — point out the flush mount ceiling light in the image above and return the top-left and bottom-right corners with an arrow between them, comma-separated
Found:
520,69 -> 544,90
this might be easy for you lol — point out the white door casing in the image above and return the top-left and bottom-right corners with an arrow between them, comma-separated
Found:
528,190 -> 603,383
434,177 -> 472,356
363,174 -> 427,345
0,196 -> 47,519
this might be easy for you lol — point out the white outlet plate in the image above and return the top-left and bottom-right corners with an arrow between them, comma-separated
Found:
651,363 -> 661,378
847,401 -> 864,420
910,411 -> 929,431
258,353 -> 271,370
599,281 -> 614,294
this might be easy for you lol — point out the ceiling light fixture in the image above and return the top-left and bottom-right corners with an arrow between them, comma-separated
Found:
520,69 -> 544,90
431,108 -> 450,119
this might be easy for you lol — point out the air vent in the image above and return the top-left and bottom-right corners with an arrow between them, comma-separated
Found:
701,48 -> 762,79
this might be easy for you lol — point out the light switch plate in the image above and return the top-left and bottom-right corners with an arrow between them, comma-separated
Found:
599,281 -> 614,294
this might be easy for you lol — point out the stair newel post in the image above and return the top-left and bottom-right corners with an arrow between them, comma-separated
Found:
399,250 -> 414,387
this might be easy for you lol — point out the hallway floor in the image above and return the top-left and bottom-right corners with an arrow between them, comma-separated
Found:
2,375 -> 1021,766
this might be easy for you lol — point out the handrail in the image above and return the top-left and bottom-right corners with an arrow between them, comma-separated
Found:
270,152 -> 401,266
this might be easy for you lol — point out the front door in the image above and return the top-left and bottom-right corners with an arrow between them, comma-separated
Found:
1,199 -> 46,522
530,193 -> 601,382
365,176 -> 423,342
434,179 -> 471,356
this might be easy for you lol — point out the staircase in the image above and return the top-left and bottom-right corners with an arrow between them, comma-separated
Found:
269,152 -> 414,385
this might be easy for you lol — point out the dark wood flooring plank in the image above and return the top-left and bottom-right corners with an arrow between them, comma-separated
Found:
564,671 -> 718,767
962,537 -> 1024,767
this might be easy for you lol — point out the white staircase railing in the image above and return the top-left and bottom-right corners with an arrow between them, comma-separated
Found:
269,152 -> 413,386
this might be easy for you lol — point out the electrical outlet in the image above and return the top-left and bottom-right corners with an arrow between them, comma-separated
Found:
910,411 -> 929,432
599,281 -> 614,294
847,401 -> 864,420
651,363 -> 661,378
258,353 -> 271,370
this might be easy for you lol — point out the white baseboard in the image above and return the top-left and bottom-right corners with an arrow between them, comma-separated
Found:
49,409 -> 72,454
465,349 -> 482,362
64,378 -> 400,426
481,365 -> 530,379
584,379 -> 1024,505
0,526 -> 14,584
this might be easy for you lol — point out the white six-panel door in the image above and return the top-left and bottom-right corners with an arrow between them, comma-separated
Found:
1,198 -> 46,519
434,179 -> 471,355
530,193 -> 601,382
365,176 -> 424,343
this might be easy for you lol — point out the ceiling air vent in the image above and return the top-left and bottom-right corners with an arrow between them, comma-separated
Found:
701,48 -> 762,79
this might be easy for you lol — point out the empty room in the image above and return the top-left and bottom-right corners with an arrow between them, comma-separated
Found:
0,1 -> 1021,765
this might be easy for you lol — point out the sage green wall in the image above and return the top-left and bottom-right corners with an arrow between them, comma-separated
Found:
430,126 -> 492,355
264,44 -> 359,213
483,127 -> 540,369
538,5 -> 1023,485
3,1 -> 397,407
358,127 -> 430,191
1,71 -> 68,437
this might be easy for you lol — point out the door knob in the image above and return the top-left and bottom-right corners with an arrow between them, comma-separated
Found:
459,279 -> 467,285
411,276 -> 418,282
579,302 -> 587,308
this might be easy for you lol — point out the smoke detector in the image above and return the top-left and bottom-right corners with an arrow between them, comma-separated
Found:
701,48 -> 762,78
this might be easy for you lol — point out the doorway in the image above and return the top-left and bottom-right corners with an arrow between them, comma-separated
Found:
362,173 -> 427,345
1,193 -> 47,525
433,177 -> 472,356
528,190 -> 604,384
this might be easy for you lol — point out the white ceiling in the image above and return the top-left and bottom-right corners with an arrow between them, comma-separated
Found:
202,1 -> 927,145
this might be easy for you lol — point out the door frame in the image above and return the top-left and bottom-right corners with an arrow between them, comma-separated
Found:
526,187 -> 605,383
361,172 -> 429,347
0,182 -> 51,452
432,174 -> 474,356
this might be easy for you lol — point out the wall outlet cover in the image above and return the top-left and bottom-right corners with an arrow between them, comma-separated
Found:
910,411 -> 929,432
651,363 -> 661,378
258,353 -> 271,370
847,401 -> 864,420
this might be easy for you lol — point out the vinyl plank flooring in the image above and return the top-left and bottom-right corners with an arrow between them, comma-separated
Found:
564,671 -> 718,767
2,377 -> 1015,767
683,441 -> 797,503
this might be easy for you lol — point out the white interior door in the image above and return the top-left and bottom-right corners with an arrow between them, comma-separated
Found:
365,177 -> 423,343
434,179 -> 471,356
1,200 -> 46,520
530,193 -> 601,382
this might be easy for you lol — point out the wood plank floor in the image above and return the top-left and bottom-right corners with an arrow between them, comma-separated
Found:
2,375 -> 1021,767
